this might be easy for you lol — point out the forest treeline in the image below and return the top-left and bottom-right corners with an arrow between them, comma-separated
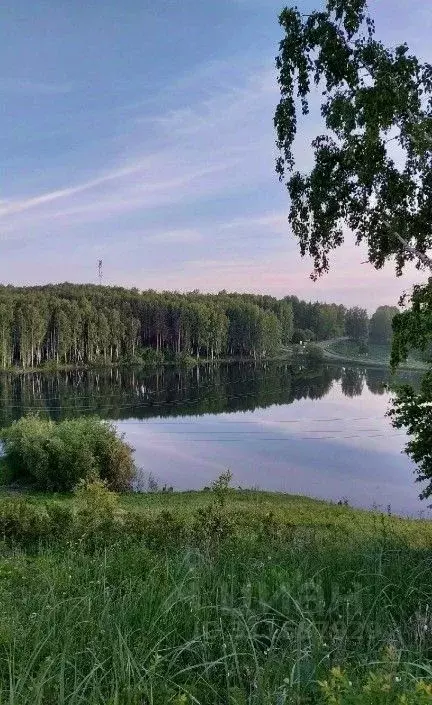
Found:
0,283 -> 377,369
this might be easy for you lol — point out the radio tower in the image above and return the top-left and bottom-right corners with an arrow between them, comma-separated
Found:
98,259 -> 103,286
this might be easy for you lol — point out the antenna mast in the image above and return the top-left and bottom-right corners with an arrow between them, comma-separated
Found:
98,259 -> 103,286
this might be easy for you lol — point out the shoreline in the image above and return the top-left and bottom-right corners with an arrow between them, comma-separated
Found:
0,353 -> 295,376
316,338 -> 427,371
0,342 -> 426,374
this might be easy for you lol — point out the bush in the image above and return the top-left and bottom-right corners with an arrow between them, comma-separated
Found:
0,415 -> 136,492
0,499 -> 51,542
73,476 -> 125,540
304,342 -> 325,364
174,351 -> 197,366
292,328 -> 316,344
121,346 -> 166,366
139,347 -> 165,366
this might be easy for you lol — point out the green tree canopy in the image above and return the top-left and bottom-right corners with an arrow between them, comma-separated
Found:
274,0 -> 432,501
275,0 -> 432,277
369,305 -> 399,345
345,307 -> 368,342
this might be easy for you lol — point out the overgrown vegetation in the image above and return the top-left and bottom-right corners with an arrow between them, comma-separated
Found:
0,481 -> 431,703
0,415 -> 136,491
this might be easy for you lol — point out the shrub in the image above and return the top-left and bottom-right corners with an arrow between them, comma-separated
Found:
304,342 -> 325,364
292,328 -> 316,344
73,476 -> 124,540
211,469 -> 233,508
174,351 -> 197,366
0,499 -> 50,542
292,328 -> 306,344
45,501 -> 74,535
139,347 -> 165,366
0,415 -> 136,492
121,347 -> 165,366
192,504 -> 234,545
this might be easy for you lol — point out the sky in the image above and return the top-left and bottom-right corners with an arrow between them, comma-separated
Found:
1,0 -> 431,309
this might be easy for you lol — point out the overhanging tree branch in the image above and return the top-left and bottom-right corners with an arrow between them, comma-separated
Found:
385,222 -> 432,271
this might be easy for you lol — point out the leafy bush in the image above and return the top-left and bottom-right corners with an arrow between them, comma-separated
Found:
45,501 -> 74,536
121,346 -> 166,366
139,346 -> 165,366
73,476 -> 125,540
0,415 -> 136,492
211,469 -> 233,508
304,342 -> 325,364
292,328 -> 310,344
192,504 -> 234,545
0,498 -> 51,542
173,351 -> 197,366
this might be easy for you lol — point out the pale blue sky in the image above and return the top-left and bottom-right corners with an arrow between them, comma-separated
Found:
1,0 -> 430,307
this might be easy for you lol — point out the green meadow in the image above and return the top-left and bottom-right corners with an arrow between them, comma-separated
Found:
0,485 -> 431,703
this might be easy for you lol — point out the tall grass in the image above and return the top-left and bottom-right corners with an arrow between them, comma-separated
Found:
0,532 -> 432,703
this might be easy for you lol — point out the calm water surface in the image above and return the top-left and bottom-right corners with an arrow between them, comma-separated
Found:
0,362 -> 426,517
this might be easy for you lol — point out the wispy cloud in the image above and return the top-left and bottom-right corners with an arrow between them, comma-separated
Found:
0,159 -> 231,223
0,161 -> 152,218
1,64 -> 280,239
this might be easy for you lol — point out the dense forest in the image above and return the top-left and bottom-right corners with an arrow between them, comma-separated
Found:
0,283 -> 380,369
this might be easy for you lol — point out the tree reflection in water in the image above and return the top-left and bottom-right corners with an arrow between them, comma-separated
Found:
0,361 -> 418,427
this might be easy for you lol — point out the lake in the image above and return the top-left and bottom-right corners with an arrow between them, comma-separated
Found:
0,362 -> 427,517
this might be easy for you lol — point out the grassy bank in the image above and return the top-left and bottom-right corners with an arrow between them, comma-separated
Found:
4,487 -> 432,544
0,488 -> 432,702
318,338 -> 428,370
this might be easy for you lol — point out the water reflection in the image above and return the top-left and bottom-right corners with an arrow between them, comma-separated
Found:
0,362 -> 405,426
341,368 -> 364,397
0,362 -> 425,516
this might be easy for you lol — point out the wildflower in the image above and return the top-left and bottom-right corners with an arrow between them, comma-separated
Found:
395,676 -> 401,683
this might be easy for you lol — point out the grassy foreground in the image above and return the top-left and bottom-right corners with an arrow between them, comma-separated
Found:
0,488 -> 432,703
